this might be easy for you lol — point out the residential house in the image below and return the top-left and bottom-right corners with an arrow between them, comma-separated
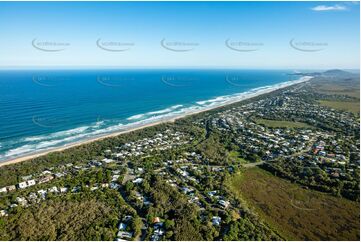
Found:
48,186 -> 59,193
39,175 -> 54,184
117,231 -> 133,240
218,199 -> 230,208
16,197 -> 27,206
60,187 -> 68,193
0,210 -> 8,217
118,222 -> 127,231
6,185 -> 16,192
132,178 -> 143,184
17,182 -> 28,189
27,179 -> 36,187
212,216 -> 221,226
37,189 -> 47,199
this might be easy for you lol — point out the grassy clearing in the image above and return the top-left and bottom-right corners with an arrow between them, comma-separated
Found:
310,79 -> 360,98
255,119 -> 312,129
319,100 -> 360,114
227,168 -> 360,241
227,151 -> 248,164
315,86 -> 360,98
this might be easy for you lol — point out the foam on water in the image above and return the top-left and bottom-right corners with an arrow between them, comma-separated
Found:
127,114 -> 145,120
127,105 -> 184,120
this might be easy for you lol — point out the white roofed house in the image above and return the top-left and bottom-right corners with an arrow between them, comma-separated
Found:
113,153 -> 124,159
41,170 -> 52,176
117,231 -> 133,240
112,175 -> 120,182
16,197 -> 28,206
112,170 -> 121,175
102,158 -> 115,164
212,216 -> 222,226
60,187 -> 69,193
154,228 -> 165,236
26,179 -> 36,187
0,210 -> 8,217
17,182 -> 28,189
90,186 -> 99,191
110,182 -> 121,190
207,191 -> 217,197
6,185 -> 16,192
28,192 -> 38,202
101,183 -> 109,188
132,178 -> 143,184
37,189 -> 47,199
218,199 -> 230,209
118,222 -> 127,230
55,172 -> 65,178
48,186 -> 59,193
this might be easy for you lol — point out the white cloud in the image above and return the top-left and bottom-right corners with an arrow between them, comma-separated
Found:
311,4 -> 347,11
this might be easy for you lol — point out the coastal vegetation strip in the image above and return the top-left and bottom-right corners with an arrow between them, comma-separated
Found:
227,167 -> 360,241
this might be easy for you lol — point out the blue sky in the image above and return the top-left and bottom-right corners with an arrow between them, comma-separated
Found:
0,1 -> 359,69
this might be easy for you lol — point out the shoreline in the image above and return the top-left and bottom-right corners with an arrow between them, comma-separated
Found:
0,76 -> 312,168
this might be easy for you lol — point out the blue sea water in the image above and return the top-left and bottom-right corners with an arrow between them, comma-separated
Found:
0,69 -> 298,161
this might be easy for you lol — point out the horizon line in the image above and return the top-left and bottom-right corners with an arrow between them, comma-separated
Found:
0,66 -> 359,71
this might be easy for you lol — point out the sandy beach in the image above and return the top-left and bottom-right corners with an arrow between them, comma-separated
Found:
0,76 -> 312,168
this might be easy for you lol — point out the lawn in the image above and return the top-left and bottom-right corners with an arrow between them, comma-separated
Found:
319,100 -> 360,114
255,118 -> 311,129
227,168 -> 360,241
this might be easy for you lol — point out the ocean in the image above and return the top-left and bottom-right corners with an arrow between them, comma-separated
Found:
0,69 -> 302,162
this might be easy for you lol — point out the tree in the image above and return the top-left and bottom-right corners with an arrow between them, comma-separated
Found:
125,181 -> 134,193
130,216 -> 142,238
164,219 -> 175,230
